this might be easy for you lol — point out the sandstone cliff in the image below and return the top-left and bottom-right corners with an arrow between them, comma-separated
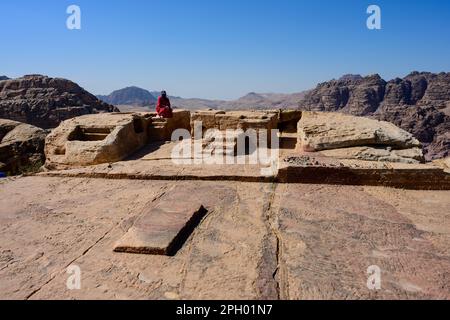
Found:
0,75 -> 119,129
298,72 -> 450,160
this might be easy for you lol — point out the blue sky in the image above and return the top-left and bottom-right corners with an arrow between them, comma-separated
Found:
1,0 -> 450,99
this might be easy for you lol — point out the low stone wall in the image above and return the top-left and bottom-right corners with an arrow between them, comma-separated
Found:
190,110 -> 278,134
164,110 -> 191,140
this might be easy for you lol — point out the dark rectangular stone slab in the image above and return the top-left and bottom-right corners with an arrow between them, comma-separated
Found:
114,195 -> 207,256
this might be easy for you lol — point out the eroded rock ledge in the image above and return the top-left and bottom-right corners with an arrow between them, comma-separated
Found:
34,109 -> 450,190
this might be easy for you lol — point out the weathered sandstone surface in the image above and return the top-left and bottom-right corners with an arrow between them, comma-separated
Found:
44,113 -> 151,170
297,112 -> 424,163
44,110 -> 191,170
190,110 -> 279,132
0,75 -> 118,129
0,119 -> 47,175
0,177 -> 449,299
320,146 -> 424,164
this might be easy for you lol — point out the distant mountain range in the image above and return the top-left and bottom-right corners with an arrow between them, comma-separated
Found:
0,76 -> 10,81
98,87 -> 307,111
223,92 -> 308,110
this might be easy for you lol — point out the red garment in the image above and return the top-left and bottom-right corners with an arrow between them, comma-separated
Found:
156,96 -> 173,118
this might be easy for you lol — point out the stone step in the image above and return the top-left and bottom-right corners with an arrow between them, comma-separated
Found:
148,124 -> 166,129
202,140 -> 237,155
202,149 -> 237,157
151,119 -> 167,124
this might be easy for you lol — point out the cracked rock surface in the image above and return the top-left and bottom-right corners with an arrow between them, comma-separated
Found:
0,176 -> 449,299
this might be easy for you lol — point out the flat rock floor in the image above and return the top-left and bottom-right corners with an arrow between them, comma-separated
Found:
0,176 -> 449,299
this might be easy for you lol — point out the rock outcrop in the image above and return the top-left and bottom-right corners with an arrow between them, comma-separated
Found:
338,74 -> 363,82
298,74 -> 386,115
35,109 -> 450,193
43,109 -> 431,170
375,104 -> 450,160
44,110 -> 191,170
0,119 -> 47,175
0,75 -> 119,129
297,112 -> 424,163
97,86 -> 157,107
44,113 -> 151,170
298,72 -> 450,160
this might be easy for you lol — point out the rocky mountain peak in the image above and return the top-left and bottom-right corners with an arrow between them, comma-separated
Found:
338,74 -> 363,82
97,86 -> 156,107
0,75 -> 118,129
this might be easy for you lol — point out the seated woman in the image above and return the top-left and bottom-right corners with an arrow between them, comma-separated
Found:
156,90 -> 173,118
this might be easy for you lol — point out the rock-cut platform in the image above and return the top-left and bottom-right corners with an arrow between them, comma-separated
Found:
1,176 -> 449,299
38,141 -> 450,190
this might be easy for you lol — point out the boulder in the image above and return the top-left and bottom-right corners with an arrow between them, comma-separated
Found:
0,119 -> 47,175
44,113 -> 151,170
297,112 -> 424,163
298,112 -> 421,151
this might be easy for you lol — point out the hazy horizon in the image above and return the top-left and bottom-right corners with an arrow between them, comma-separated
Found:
2,0 -> 450,100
